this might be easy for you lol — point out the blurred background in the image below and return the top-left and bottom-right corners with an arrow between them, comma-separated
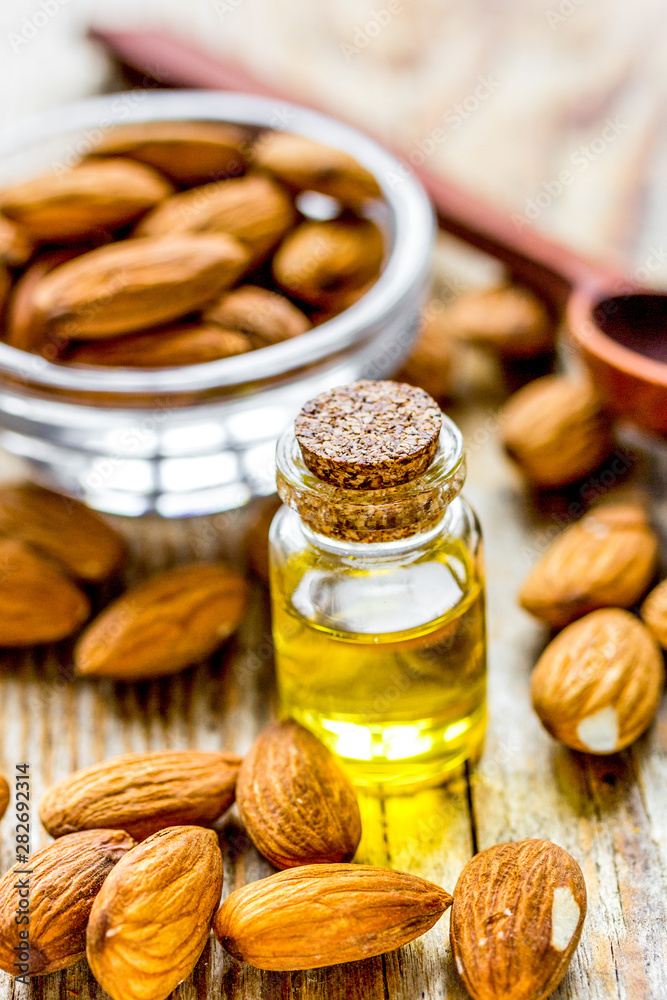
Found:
2,0 -> 667,281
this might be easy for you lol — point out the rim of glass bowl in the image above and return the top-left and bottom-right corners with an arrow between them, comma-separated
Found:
0,90 -> 435,399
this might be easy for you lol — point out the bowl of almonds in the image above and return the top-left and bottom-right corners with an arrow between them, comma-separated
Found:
0,90 -> 434,516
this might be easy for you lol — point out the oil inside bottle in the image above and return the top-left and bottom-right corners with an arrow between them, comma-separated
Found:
271,530 -> 486,791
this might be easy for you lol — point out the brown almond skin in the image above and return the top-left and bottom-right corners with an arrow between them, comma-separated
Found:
0,159 -> 174,240
519,504 -> 658,629
237,720 -> 361,869
451,840 -> 586,1000
272,218 -> 384,308
87,826 -> 222,1000
214,863 -> 452,970
136,173 -> 296,263
5,247 -> 82,353
397,300 -> 455,400
0,829 -> 136,976
252,131 -> 381,205
74,561 -> 249,681
446,284 -> 553,358
500,375 -> 612,487
0,481 -> 125,582
0,537 -> 90,645
67,323 -> 251,368
641,578 -> 667,649
0,213 -> 33,266
205,284 -> 311,346
0,263 -> 9,318
0,775 -> 8,820
31,233 -> 250,340
39,749 -> 242,841
531,609 -> 664,754
90,120 -> 249,186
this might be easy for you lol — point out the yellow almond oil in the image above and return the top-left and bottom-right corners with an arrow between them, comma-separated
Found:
270,515 -> 487,791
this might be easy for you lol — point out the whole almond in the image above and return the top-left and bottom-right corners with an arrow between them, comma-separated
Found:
68,323 -> 251,367
500,375 -> 613,487
446,284 -> 553,357
87,826 -> 222,1000
91,120 -> 249,185
136,173 -> 296,263
0,159 -> 173,240
253,132 -> 381,206
531,608 -> 664,753
237,720 -> 361,869
0,537 -> 90,645
519,505 -> 658,628
0,263 -> 9,317
0,481 -> 125,581
0,775 -> 8,820
74,561 -> 248,680
39,749 -> 242,840
31,233 -> 250,340
397,300 -> 455,399
0,829 -> 135,976
273,218 -> 384,308
451,839 -> 586,1000
6,247 -> 80,353
205,284 -> 311,346
641,578 -> 667,649
0,213 -> 32,266
214,863 -> 452,970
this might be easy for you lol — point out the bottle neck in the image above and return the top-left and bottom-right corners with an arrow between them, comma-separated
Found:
299,504 -> 455,558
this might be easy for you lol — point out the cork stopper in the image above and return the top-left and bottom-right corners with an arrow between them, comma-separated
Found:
277,381 -> 465,543
294,380 -> 442,489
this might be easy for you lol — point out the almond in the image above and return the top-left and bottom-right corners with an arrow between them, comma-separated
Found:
446,284 -> 553,357
0,537 -> 90,644
6,247 -> 80,352
31,233 -> 250,339
204,284 -> 311,346
87,826 -> 222,1000
74,561 -> 248,680
0,829 -> 135,976
0,481 -> 125,581
237,720 -> 361,869
136,173 -> 296,263
451,839 -> 586,1000
519,504 -> 658,628
397,300 -> 455,399
214,863 -> 452,970
39,749 -> 242,840
0,159 -> 173,240
531,608 -> 664,753
0,775 -> 8,820
272,218 -> 384,308
0,213 -> 33,266
91,120 -> 249,186
67,323 -> 251,367
500,375 -> 613,487
641,578 -> 667,649
252,131 -> 381,206
0,263 -> 9,317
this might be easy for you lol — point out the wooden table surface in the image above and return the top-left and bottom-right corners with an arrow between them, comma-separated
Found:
0,336 -> 665,1000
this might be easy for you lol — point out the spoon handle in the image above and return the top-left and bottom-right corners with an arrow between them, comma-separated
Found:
89,27 -> 627,312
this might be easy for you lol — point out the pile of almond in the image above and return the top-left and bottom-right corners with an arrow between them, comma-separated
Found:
0,719 -> 587,1000
519,503 -> 666,755
0,480 -> 248,679
0,123 -> 385,367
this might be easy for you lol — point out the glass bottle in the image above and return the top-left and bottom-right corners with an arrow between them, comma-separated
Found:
269,382 -> 487,792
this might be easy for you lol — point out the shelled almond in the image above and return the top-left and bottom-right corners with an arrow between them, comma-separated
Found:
0,775 -> 8,820
519,504 -> 658,629
531,608 -> 664,753
641,578 -> 667,649
0,829 -> 136,976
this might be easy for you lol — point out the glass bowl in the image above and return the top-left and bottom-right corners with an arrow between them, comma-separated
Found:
0,90 -> 434,516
